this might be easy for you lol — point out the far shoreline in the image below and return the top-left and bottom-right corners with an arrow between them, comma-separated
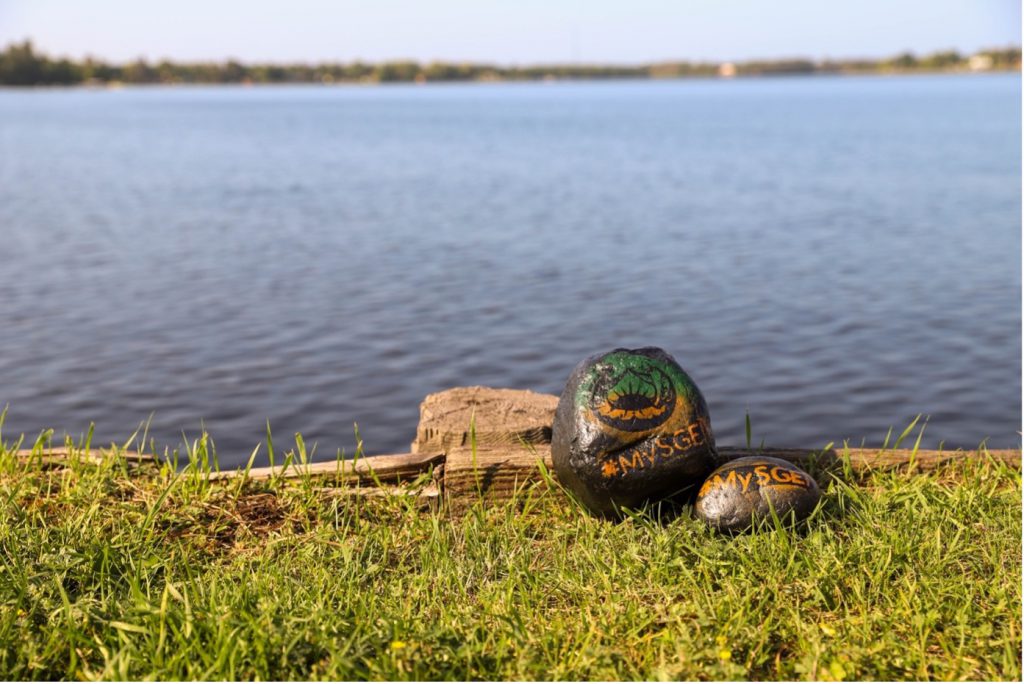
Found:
0,67 -> 1019,92
1,40 -> 1019,88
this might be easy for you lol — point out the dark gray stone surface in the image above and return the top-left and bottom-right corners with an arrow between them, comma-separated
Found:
694,456 -> 821,532
551,347 -> 718,518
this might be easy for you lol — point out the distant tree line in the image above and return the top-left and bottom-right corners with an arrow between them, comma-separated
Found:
0,40 -> 1019,86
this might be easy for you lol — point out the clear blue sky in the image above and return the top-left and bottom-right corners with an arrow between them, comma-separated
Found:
0,0 -> 1019,64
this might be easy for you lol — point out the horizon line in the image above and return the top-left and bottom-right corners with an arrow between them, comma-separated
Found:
5,38 -> 1022,68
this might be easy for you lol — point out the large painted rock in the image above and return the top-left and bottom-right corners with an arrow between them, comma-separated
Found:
551,347 -> 718,517
694,456 -> 821,533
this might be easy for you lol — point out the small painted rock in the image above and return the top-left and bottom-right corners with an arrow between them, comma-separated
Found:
694,456 -> 821,533
551,347 -> 718,518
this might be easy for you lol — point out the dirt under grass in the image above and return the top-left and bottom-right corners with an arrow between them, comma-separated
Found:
0,436 -> 1020,680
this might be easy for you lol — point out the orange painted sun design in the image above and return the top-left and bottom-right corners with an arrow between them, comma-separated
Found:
588,364 -> 677,432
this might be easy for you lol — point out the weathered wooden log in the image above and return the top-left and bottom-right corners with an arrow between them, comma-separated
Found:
18,442 -> 1021,504
15,447 -> 156,469
412,386 -> 558,453
207,451 -> 445,484
717,446 -> 1022,472
442,443 -> 553,500
440,443 -> 1022,501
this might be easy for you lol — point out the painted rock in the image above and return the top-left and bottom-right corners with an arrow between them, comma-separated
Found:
694,456 -> 821,533
551,347 -> 718,518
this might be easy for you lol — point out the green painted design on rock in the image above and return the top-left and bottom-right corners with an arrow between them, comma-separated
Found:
575,351 -> 694,433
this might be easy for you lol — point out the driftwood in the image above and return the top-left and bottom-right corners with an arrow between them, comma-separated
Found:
441,443 -> 1022,500
206,451 -> 444,485
16,447 -> 156,470
716,446 -> 1022,472
24,442 -> 1019,503
412,386 -> 558,453
19,387 -> 1022,505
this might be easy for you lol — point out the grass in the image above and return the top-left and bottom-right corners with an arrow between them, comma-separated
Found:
0,430 -> 1020,681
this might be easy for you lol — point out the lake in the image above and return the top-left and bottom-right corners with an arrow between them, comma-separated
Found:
1,74 -> 1020,466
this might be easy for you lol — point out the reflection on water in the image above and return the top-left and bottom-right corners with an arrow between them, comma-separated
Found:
1,75 -> 1020,466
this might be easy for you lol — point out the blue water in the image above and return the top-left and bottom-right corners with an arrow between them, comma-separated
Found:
1,75 -> 1020,465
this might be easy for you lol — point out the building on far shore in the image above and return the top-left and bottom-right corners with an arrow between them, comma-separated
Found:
718,62 -> 736,78
967,54 -> 994,71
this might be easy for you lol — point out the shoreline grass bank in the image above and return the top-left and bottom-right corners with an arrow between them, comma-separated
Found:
0,435 -> 1020,680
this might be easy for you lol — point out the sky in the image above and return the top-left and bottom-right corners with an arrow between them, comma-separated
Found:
0,0 -> 1019,65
